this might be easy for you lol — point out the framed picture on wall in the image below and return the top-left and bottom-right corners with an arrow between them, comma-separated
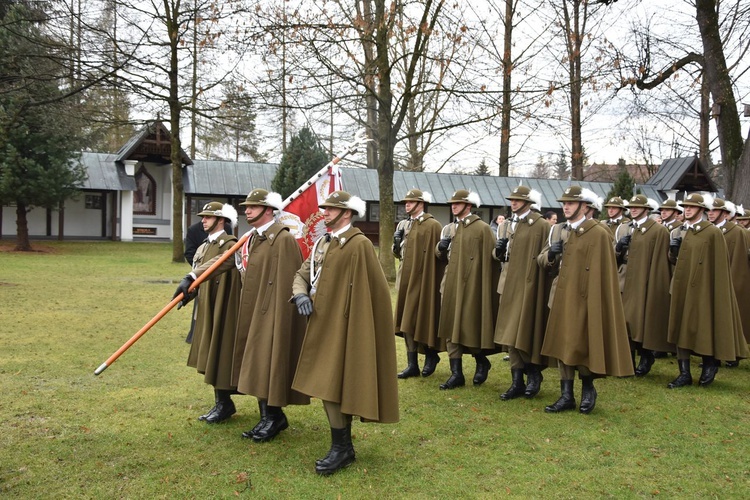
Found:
133,166 -> 156,215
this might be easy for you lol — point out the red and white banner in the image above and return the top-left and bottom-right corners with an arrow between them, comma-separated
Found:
278,165 -> 343,259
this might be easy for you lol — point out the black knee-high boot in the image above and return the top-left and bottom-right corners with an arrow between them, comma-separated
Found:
439,358 -> 465,390
544,380 -> 576,413
315,424 -> 356,475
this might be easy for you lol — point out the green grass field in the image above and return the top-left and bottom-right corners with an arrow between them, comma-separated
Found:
1,240 -> 749,497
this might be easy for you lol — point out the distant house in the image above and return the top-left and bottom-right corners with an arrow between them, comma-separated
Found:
584,162 -> 653,184
0,122 -> 722,243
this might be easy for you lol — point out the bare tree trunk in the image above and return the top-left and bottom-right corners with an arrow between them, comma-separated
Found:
166,2 -> 184,263
696,0 -> 744,197
406,99 -> 421,171
15,203 -> 32,251
361,0 -> 379,169
190,9 -> 198,158
699,74 -> 710,163
365,94 -> 379,169
498,0 -> 513,177
735,131 -> 750,207
281,8 -> 288,155
565,0 -> 584,181
374,0 -> 395,279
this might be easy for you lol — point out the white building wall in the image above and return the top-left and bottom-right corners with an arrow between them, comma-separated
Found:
130,162 -> 172,239
57,198 -> 101,237
1,206 -> 46,238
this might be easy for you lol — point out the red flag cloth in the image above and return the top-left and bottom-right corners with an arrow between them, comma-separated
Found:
278,165 -> 343,259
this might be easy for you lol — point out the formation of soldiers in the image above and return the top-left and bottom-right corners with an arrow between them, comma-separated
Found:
175,189 -> 397,476
393,186 -> 750,413
173,184 -> 750,476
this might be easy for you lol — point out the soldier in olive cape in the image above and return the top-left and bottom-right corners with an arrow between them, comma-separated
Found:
602,196 -> 631,235
736,205 -> 750,229
292,191 -> 398,476
435,189 -> 499,390
538,187 -> 600,320
392,189 -> 446,378
706,196 -> 750,355
494,185 -> 551,401
607,196 -> 632,292
539,186 -> 634,414
230,189 -> 310,442
659,199 -> 683,232
173,202 -> 242,423
666,193 -> 749,388
615,195 -> 674,377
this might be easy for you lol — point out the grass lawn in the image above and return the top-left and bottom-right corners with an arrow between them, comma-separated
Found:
1,240 -> 749,497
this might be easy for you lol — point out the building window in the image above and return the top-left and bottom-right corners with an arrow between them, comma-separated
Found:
85,194 -> 102,209
369,202 -> 380,222
133,166 -> 156,215
395,204 -> 407,220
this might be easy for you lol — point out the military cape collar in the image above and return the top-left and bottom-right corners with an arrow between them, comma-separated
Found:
457,213 -> 481,227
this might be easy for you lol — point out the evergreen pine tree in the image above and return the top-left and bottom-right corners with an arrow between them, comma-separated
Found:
271,127 -> 328,198
553,149 -> 570,180
473,158 -> 491,176
605,159 -> 636,202
532,155 -> 550,178
0,3 -> 87,251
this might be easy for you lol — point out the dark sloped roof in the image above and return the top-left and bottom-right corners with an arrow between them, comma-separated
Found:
80,152 -> 678,208
348,168 -> 614,207
185,160 -> 279,196
646,156 -> 718,192
635,185 -> 663,202
80,152 -> 136,191
115,121 -> 192,166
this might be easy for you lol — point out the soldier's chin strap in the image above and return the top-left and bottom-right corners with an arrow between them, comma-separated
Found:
514,201 -> 531,216
207,217 -> 221,233
245,208 -> 266,225
324,209 -> 348,228
569,202 -> 584,222
407,202 -> 424,218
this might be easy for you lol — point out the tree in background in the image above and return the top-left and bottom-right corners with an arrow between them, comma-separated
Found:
531,155 -> 551,179
473,159 -> 492,176
606,0 -> 750,205
111,0 -> 249,262
542,0 -> 613,180
605,160 -> 636,205
196,81 -> 265,162
553,149 -> 571,179
271,128 -> 328,199
0,3 -> 87,251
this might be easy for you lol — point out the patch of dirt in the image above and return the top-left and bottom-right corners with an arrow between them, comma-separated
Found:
0,242 -> 60,254
0,282 -> 19,287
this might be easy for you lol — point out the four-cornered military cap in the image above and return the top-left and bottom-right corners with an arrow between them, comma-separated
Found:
680,193 -> 709,208
626,194 -> 651,209
447,189 -> 481,207
319,190 -> 367,218
659,199 -> 683,212
401,189 -> 433,203
239,188 -> 283,210
556,185 -> 585,202
603,196 -> 627,209
197,201 -> 225,217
